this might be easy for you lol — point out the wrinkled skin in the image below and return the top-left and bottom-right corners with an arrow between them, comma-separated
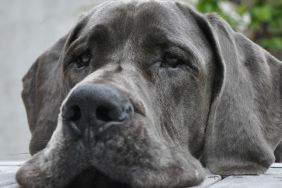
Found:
16,0 -> 282,188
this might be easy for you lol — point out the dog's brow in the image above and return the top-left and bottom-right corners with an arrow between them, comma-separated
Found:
88,24 -> 110,43
142,27 -> 169,47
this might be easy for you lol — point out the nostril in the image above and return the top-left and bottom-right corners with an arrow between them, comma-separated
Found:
96,106 -> 112,122
62,104 -> 83,138
68,105 -> 81,122
96,103 -> 134,123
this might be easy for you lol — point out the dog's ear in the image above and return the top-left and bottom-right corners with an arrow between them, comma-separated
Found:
22,35 -> 67,155
191,11 -> 282,175
22,14 -> 90,155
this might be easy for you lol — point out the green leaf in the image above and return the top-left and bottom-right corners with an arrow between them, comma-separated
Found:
195,0 -> 282,52
236,4 -> 248,16
251,5 -> 272,22
259,37 -> 282,50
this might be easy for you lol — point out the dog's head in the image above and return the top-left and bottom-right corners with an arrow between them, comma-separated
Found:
17,0 -> 282,187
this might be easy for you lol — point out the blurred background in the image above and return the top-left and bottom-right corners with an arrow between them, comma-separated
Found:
0,0 -> 281,160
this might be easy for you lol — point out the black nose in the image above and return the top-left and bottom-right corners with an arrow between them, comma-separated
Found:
62,84 -> 134,137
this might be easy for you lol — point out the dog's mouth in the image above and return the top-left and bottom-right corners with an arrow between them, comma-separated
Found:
16,114 -> 205,188
67,168 -> 131,188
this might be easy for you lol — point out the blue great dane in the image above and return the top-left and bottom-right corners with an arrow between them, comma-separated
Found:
16,1 -> 282,187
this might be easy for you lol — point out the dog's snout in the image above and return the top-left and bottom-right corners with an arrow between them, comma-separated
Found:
62,84 -> 134,136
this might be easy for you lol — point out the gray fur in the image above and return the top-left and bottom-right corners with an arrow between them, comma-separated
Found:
16,0 -> 282,187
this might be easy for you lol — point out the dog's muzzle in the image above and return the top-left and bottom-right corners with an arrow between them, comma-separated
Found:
16,83 -> 205,188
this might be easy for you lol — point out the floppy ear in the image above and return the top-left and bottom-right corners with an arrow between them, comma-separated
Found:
22,13 -> 91,155
22,35 -> 67,155
191,12 -> 282,175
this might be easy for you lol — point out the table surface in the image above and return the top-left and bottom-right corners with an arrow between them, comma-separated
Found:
1,161 -> 282,188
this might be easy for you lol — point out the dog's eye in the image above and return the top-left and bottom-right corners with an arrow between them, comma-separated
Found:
72,52 -> 91,69
160,53 -> 184,69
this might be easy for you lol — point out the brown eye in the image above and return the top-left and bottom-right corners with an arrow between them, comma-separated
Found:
73,52 -> 91,69
160,53 -> 184,69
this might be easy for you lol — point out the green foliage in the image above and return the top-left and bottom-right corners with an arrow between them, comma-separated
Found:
259,37 -> 282,50
196,0 -> 282,51
197,0 -> 239,28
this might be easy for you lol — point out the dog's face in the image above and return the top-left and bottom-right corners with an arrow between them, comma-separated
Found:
62,0 -> 213,185
17,0 -> 282,188
62,0 -> 213,157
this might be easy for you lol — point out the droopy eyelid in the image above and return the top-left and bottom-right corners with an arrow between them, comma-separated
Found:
65,36 -> 88,56
163,44 -> 201,72
63,41 -> 90,69
169,41 -> 202,71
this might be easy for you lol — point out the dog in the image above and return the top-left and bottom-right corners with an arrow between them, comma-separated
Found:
16,0 -> 282,187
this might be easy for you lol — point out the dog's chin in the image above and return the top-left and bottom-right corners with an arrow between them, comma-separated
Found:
16,115 -> 204,188
67,160 -> 204,188
66,150 -> 205,188
67,168 -> 131,188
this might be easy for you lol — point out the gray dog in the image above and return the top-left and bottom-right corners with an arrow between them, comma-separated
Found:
16,0 -> 282,187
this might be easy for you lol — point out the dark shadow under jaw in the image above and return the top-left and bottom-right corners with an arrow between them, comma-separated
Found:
66,168 -> 132,188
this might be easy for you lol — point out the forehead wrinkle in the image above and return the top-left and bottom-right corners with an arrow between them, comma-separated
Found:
133,1 -> 188,36
134,2 -> 171,26
80,2 -> 138,46
82,0 -> 184,29
88,24 -> 115,45
142,27 -> 169,47
80,0 -> 185,44
77,0 -> 207,65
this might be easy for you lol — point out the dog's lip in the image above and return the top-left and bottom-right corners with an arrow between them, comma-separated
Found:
95,121 -> 125,141
97,121 -> 123,134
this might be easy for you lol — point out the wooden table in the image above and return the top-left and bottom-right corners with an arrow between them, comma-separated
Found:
1,161 -> 282,187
